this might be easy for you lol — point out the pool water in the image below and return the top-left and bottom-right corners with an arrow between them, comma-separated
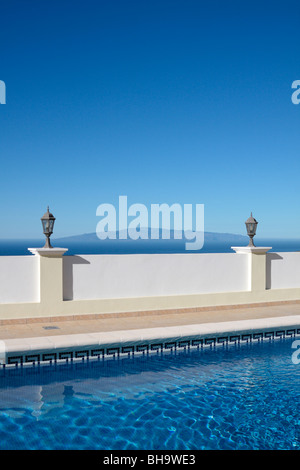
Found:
0,338 -> 299,450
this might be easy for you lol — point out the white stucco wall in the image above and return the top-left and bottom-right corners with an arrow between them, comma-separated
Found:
0,256 -> 39,303
1,251 -> 300,307
63,253 -> 250,301
267,252 -> 300,290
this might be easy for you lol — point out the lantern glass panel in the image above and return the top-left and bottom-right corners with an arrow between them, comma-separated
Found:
42,220 -> 47,233
247,223 -> 254,234
49,219 -> 55,232
42,219 -> 54,234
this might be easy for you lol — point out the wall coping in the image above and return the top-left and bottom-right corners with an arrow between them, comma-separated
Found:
28,248 -> 68,257
231,246 -> 272,254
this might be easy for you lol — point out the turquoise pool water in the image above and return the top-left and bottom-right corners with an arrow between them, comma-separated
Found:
0,338 -> 299,450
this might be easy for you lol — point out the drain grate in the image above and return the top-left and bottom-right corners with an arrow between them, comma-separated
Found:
43,326 -> 60,330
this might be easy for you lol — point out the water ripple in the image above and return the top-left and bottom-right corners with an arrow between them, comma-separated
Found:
0,339 -> 300,449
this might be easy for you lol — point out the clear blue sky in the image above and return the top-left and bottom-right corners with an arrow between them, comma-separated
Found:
0,0 -> 299,238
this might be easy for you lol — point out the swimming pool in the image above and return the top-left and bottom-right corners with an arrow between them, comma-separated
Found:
0,337 -> 299,450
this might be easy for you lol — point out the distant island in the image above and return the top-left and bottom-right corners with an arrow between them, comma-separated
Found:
54,230 -> 249,244
51,230 -> 250,254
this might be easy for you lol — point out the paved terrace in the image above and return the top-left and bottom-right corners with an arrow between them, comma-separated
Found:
1,301 -> 300,340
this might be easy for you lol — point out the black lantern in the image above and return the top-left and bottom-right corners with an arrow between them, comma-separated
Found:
41,207 -> 56,248
245,212 -> 258,247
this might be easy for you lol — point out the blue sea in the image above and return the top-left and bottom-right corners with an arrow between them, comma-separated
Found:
0,237 -> 299,256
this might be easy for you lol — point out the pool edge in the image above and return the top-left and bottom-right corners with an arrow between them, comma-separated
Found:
1,314 -> 300,367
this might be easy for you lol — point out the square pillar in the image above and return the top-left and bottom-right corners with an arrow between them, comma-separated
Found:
28,248 -> 68,306
231,246 -> 272,292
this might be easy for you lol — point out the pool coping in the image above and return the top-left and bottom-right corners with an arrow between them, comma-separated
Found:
1,314 -> 300,367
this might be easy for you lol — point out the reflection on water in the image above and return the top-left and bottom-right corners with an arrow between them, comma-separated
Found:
0,341 -> 299,450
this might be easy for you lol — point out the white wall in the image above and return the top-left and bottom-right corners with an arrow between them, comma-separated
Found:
1,251 -> 300,306
63,253 -> 250,301
0,256 -> 39,303
267,252 -> 300,290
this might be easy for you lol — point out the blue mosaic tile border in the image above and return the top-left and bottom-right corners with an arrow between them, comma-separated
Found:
2,326 -> 300,369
